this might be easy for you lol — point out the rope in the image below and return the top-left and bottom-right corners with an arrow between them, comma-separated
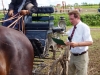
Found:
0,12 -> 25,34
7,15 -> 23,28
0,13 -> 20,22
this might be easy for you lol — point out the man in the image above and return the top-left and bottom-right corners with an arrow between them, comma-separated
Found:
2,0 -> 38,29
65,10 -> 93,75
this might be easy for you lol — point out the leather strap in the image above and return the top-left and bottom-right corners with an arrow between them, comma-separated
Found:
18,0 -> 26,12
72,51 -> 87,56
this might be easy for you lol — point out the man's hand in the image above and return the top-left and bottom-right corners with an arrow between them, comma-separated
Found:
57,44 -> 62,48
8,10 -> 14,17
20,10 -> 30,15
70,42 -> 78,47
56,44 -> 66,49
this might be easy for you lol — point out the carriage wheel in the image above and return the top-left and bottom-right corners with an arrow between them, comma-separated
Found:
48,46 -> 70,75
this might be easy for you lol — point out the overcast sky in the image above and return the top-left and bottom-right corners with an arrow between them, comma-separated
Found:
0,0 -> 100,9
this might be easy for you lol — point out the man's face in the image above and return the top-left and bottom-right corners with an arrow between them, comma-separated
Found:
69,14 -> 78,26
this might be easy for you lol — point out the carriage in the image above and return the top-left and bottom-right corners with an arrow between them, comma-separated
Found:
23,6 -> 69,75
25,6 -> 66,57
0,6 -> 69,75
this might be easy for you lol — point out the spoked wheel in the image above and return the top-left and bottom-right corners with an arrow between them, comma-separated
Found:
42,33 -> 53,58
48,46 -> 70,75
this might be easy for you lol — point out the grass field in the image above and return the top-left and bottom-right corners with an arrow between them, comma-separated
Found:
75,5 -> 99,9
88,28 -> 100,75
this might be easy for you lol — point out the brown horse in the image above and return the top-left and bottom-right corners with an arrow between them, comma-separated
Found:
0,26 -> 34,75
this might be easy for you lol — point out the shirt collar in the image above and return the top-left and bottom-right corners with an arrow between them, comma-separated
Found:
75,21 -> 82,27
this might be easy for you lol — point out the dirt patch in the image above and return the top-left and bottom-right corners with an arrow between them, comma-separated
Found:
88,29 -> 100,75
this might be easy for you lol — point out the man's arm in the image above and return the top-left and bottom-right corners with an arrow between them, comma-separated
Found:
9,0 -> 16,11
31,0 -> 38,13
31,0 -> 38,7
25,0 -> 38,7
70,41 -> 93,47
8,0 -> 16,17
25,0 -> 38,13
70,25 -> 93,47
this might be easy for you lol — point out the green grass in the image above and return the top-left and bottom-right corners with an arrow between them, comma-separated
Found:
0,14 -> 4,19
79,5 -> 99,9
88,28 -> 100,75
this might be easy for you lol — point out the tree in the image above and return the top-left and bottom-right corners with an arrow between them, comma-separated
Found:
81,2 -> 88,6
74,3 -> 78,6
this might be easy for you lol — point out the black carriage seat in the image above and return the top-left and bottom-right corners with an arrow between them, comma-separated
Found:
25,6 -> 54,57
25,6 -> 54,30
25,16 -> 54,30
36,6 -> 54,13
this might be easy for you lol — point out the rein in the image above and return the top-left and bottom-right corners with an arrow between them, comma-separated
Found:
0,13 -> 25,34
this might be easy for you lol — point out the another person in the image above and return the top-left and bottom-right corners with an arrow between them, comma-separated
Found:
2,0 -> 38,29
66,10 -> 93,75
56,10 -> 93,75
